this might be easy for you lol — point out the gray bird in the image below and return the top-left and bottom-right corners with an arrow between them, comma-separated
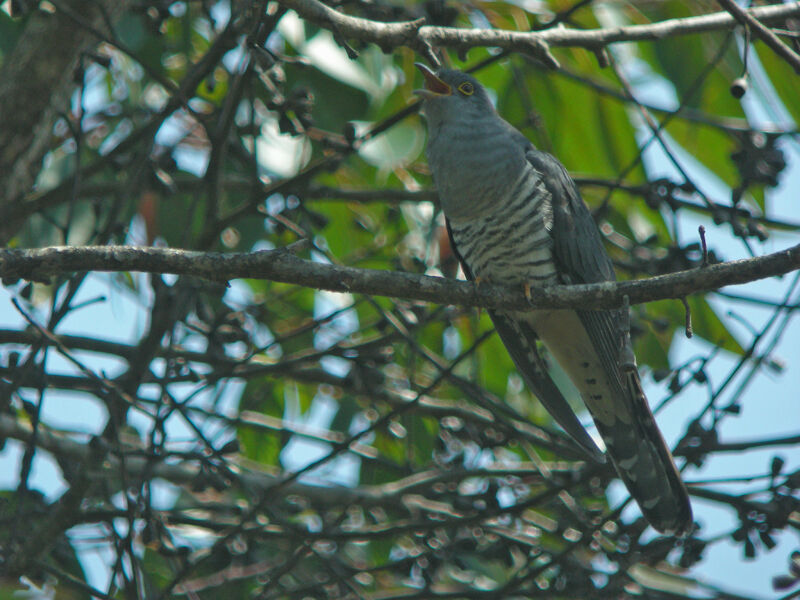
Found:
415,63 -> 692,535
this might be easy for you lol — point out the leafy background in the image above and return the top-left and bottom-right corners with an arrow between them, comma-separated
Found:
0,1 -> 798,598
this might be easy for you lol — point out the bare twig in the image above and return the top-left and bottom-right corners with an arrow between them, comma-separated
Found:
682,297 -> 694,338
699,225 -> 709,267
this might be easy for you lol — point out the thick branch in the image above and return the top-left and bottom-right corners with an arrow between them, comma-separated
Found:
2,243 -> 799,310
277,0 -> 426,50
277,0 -> 800,67
0,0 -> 134,206
537,3 -> 800,48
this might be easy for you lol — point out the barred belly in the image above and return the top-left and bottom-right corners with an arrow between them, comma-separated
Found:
448,165 -> 557,287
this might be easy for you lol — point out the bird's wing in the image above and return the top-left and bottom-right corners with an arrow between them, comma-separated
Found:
444,218 -> 605,462
526,148 -> 692,534
524,149 -> 616,285
489,311 -> 606,462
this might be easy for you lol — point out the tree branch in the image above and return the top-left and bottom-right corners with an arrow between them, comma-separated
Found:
2,243 -> 799,310
0,364 -> 575,458
0,0 -> 134,207
717,0 -> 800,74
277,0 -> 800,68
537,3 -> 800,48
0,413 -> 359,505
0,413 -> 571,509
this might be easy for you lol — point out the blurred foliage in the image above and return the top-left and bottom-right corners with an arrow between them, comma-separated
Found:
1,1 -> 799,599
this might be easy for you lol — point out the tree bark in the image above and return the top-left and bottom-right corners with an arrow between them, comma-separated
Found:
0,0 -> 134,239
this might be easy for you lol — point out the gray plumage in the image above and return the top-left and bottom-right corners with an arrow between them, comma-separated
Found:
415,64 -> 692,535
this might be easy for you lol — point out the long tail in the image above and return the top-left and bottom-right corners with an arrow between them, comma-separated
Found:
494,308 -> 693,534
595,369 -> 693,535
490,311 -> 605,463
575,308 -> 693,535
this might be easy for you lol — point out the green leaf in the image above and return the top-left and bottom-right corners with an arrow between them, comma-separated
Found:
663,119 -> 739,190
0,10 -> 21,56
356,120 -> 425,172
283,65 -> 369,133
753,42 -> 800,128
407,415 -> 437,464
238,379 -> 284,465
477,325 -> 516,396
155,189 -> 207,246
498,64 -> 645,182
632,4 -> 747,191
633,306 -> 672,372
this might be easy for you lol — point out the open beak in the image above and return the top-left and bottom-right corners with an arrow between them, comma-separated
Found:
414,63 -> 451,98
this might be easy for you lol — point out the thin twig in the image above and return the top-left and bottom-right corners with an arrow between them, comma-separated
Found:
699,225 -> 709,267
717,0 -> 800,74
681,297 -> 694,338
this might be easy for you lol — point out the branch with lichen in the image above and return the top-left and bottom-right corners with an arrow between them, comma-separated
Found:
2,243 -> 799,311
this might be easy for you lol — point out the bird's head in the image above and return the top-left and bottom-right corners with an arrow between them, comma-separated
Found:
414,63 -> 495,126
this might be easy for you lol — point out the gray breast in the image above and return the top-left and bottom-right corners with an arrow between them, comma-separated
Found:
426,115 -> 527,215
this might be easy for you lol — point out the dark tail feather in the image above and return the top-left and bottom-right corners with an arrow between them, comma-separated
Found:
490,311 -> 605,463
597,372 -> 693,535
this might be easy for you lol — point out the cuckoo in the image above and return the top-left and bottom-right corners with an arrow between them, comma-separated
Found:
415,64 -> 693,535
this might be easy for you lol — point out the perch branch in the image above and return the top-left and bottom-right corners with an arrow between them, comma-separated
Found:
2,243 -> 799,311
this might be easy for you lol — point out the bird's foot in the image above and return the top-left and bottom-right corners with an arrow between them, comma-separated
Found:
524,282 -> 533,303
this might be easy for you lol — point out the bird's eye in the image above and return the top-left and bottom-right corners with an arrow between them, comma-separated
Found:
458,81 -> 474,96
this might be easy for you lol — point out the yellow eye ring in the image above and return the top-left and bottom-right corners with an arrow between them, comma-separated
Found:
458,81 -> 474,96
